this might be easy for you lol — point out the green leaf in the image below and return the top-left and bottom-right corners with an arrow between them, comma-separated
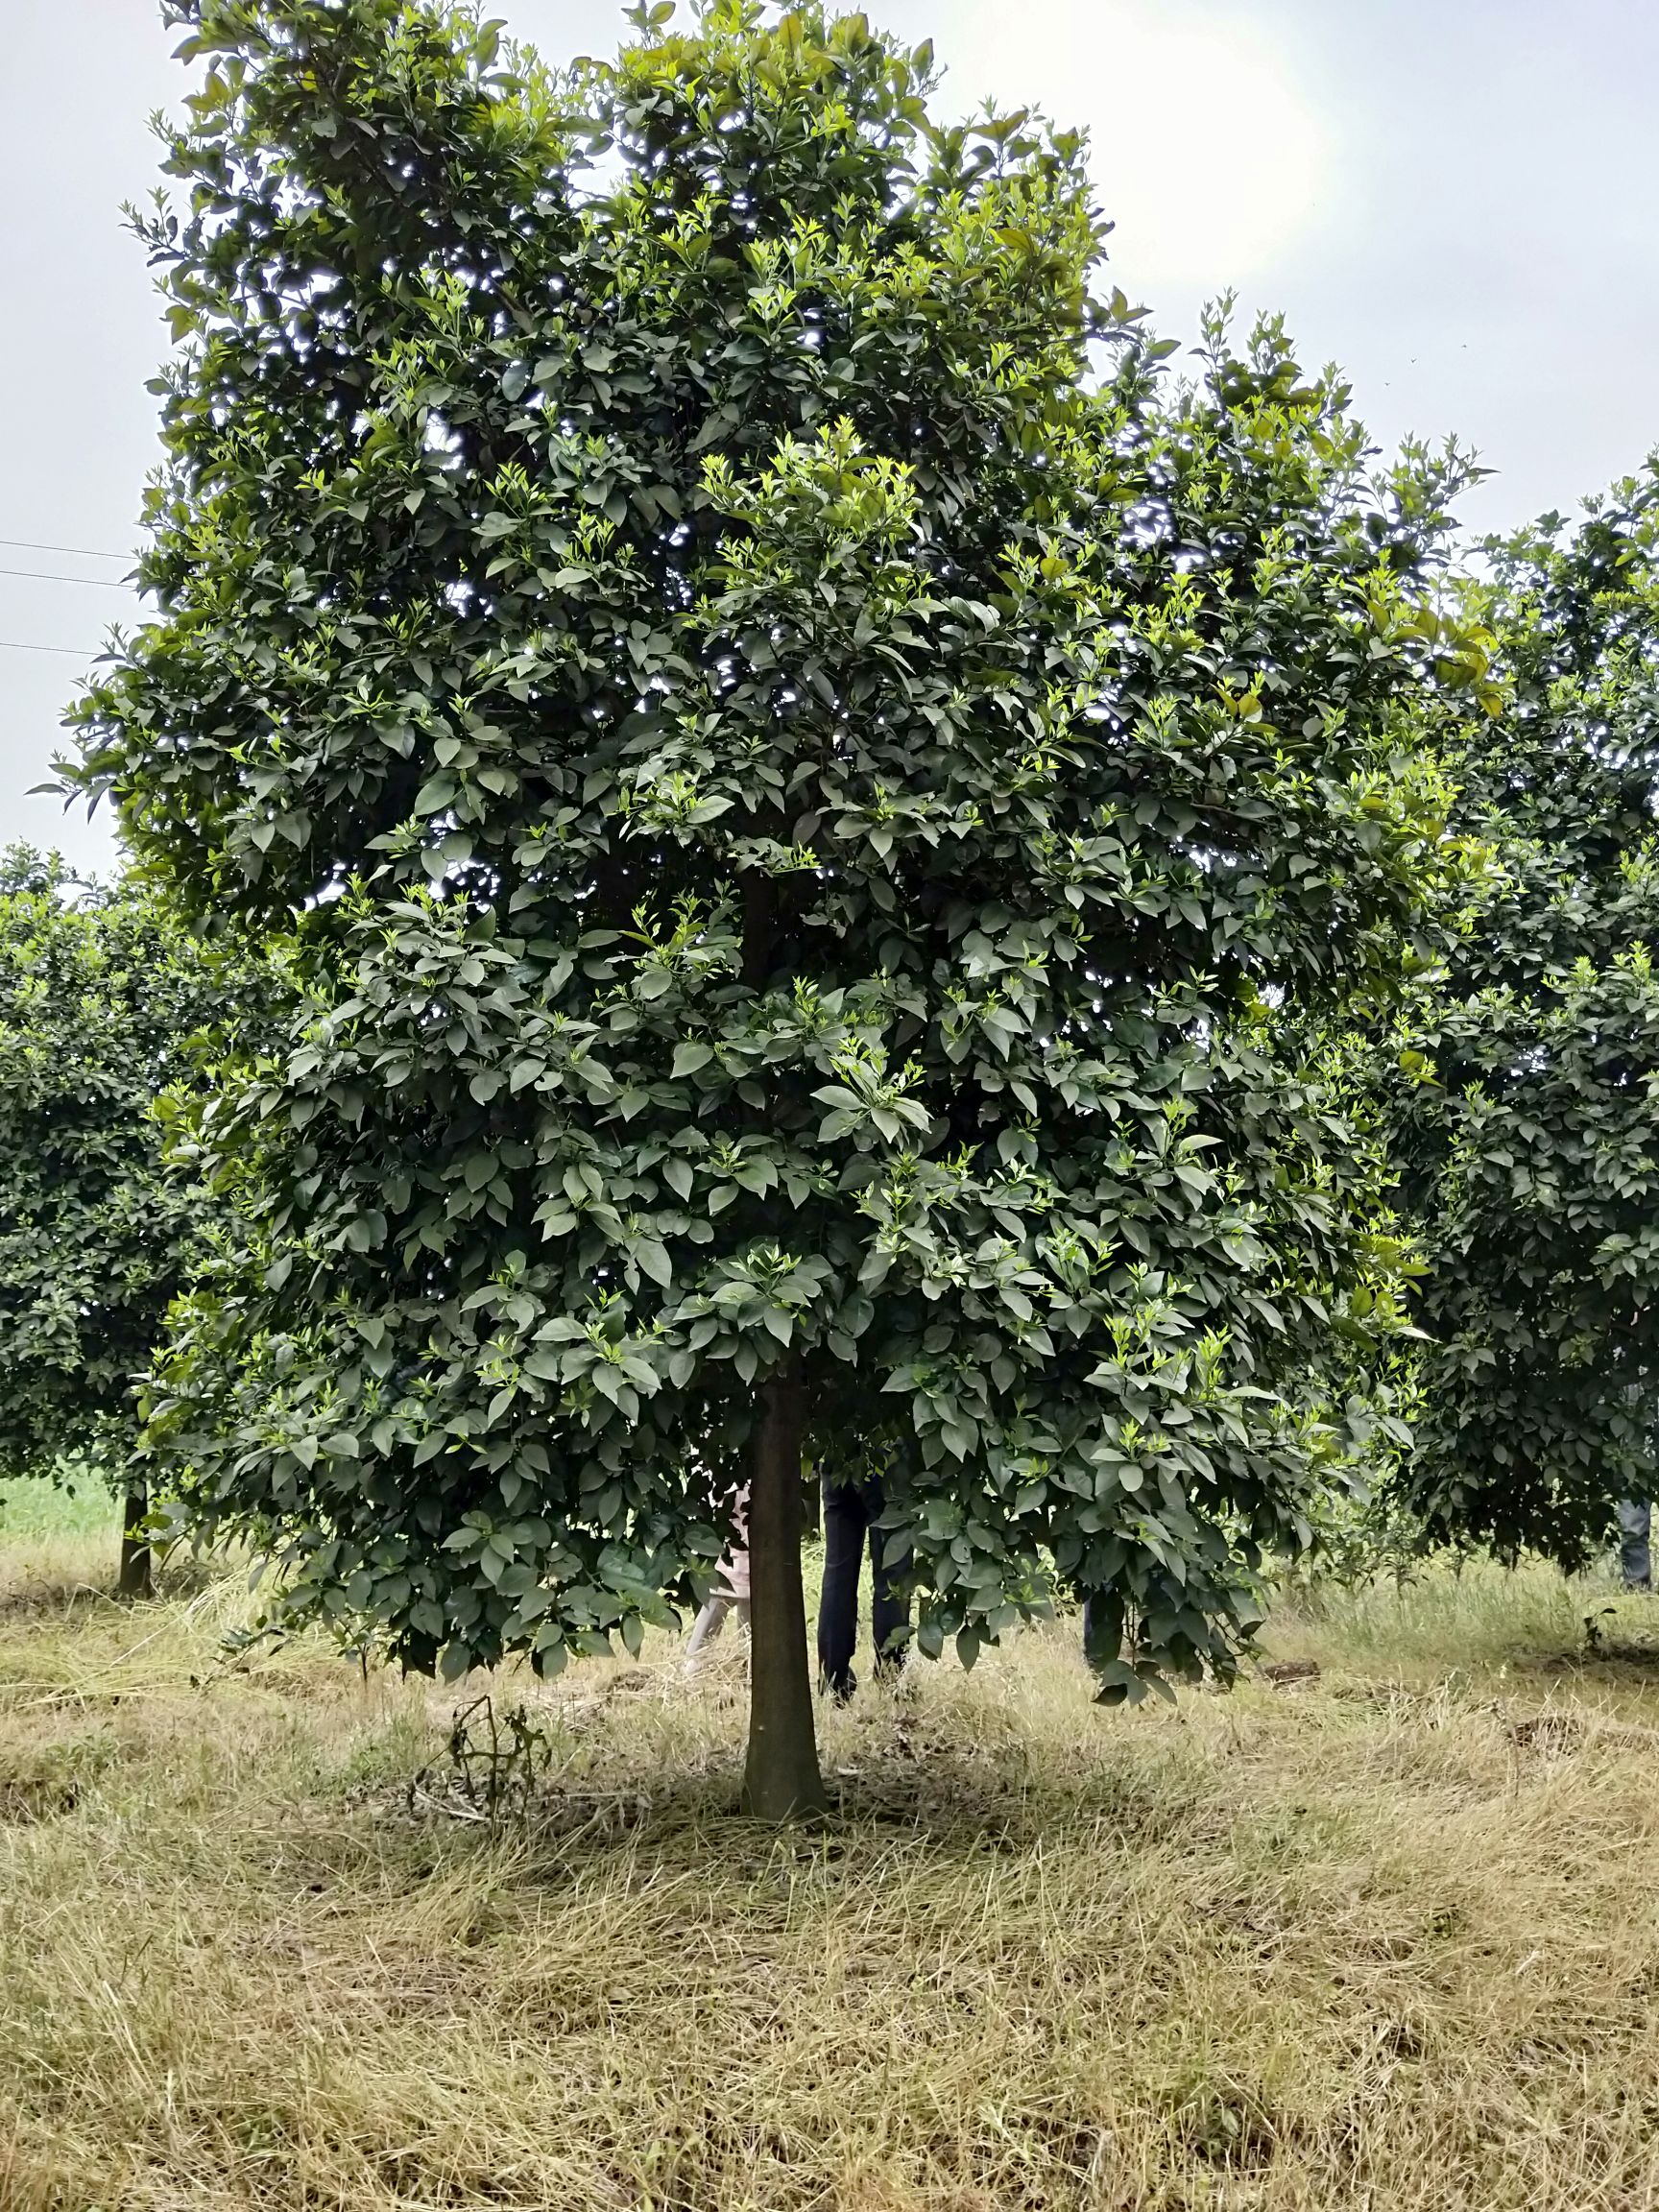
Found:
635,1238 -> 672,1287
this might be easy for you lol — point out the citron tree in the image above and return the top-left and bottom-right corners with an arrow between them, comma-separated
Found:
77,0 -> 1480,1815
0,851 -> 236,1595
1393,470 -> 1659,1566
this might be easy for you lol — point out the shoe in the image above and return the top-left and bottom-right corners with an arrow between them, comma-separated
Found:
820,1667 -> 856,1704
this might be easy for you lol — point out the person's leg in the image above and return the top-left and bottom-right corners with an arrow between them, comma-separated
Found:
1081,1592 -> 1103,1673
683,1592 -> 733,1667
1618,1499 -> 1652,1590
1081,1587 -> 1126,1697
866,1481 -> 913,1679
817,1473 -> 867,1698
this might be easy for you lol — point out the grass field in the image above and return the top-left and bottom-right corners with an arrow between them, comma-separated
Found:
4,1483 -> 1659,2211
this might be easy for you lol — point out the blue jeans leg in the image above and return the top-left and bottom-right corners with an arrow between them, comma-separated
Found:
1618,1499 -> 1651,1588
868,1513 -> 912,1677
817,1476 -> 866,1694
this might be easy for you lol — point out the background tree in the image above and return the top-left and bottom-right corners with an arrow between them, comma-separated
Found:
1391,467 -> 1659,1566
0,850 -> 236,1596
76,0 -> 1484,1816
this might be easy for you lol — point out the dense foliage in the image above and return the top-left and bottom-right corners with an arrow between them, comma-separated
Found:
74,0 -> 1489,1805
1394,469 -> 1659,1566
0,850 -> 238,1583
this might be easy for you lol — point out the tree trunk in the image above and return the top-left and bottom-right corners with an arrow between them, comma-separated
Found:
741,1358 -> 828,1822
736,861 -> 823,1818
117,1481 -> 152,1600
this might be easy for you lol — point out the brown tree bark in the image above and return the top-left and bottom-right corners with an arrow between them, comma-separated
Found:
117,1480 -> 153,1600
740,1358 -> 828,1822
736,860 -> 824,1818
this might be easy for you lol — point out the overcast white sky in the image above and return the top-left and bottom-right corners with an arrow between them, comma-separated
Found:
7,0 -> 1659,873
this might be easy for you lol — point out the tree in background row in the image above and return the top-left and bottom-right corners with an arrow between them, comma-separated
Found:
0,850 -> 241,1596
75,0 -> 1489,1815
1393,468 -> 1659,1566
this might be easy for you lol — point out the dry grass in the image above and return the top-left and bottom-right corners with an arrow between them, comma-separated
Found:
4,1493 -> 1659,2210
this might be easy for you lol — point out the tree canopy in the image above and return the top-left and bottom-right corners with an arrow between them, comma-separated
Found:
75,0 -> 1489,1812
1393,468 -> 1659,1566
0,849 -> 239,1586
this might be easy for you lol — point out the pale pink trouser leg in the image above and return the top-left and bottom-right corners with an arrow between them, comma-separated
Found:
684,1593 -> 752,1667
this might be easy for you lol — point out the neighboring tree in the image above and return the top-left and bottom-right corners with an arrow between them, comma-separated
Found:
0,850 -> 230,1596
1391,469 -> 1659,1566
76,0 -> 1484,1815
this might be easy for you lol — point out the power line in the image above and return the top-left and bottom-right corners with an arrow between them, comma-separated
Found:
0,536 -> 129,563
0,638 -> 100,658
0,565 -> 136,592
